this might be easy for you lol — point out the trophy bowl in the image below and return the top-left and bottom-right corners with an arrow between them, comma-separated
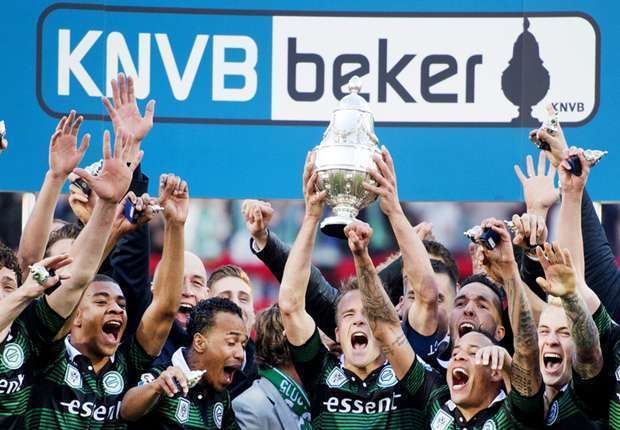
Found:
313,76 -> 381,238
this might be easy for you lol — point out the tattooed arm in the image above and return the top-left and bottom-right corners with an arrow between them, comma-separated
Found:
535,243 -> 603,380
480,218 -> 541,397
504,271 -> 542,397
345,221 -> 415,380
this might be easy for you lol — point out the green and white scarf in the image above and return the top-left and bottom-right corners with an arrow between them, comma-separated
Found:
259,366 -> 312,429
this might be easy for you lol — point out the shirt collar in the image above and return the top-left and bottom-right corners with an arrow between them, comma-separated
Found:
445,389 -> 507,412
64,336 -> 115,363
171,347 -> 191,374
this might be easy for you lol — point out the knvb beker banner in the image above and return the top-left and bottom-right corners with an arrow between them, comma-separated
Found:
0,1 -> 615,201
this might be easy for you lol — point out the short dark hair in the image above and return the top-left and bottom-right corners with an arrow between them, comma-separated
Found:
423,240 -> 459,283
459,274 -> 513,354
91,273 -> 118,285
0,241 -> 21,285
460,274 -> 505,309
45,223 -> 82,257
207,264 -> 251,291
255,304 -> 291,368
430,259 -> 458,288
187,298 -> 243,338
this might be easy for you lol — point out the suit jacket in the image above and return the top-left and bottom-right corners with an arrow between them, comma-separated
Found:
232,376 -> 300,430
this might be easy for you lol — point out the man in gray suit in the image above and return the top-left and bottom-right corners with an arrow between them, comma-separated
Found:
233,304 -> 311,429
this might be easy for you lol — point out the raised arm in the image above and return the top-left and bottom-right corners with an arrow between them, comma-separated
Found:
135,174 -> 187,356
47,129 -> 141,318
345,221 -> 415,379
278,152 -> 325,346
512,151 -> 558,308
0,254 -> 72,336
481,218 -> 541,397
535,243 -> 603,380
121,365 -> 188,421
17,112 -> 89,278
556,149 -> 601,313
243,199 -> 340,339
364,146 -> 439,336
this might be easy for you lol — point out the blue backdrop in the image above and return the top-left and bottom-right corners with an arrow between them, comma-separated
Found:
0,0 -> 617,201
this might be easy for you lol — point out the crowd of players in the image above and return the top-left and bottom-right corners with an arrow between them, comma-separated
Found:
0,73 -> 619,429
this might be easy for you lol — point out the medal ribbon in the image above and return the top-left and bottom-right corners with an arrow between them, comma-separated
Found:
259,365 -> 312,429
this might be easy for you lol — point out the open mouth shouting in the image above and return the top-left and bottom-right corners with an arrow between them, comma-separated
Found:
175,302 -> 195,328
178,303 -> 194,315
542,352 -> 563,375
222,363 -> 241,386
101,320 -> 123,345
458,321 -> 476,337
350,332 -> 369,351
451,367 -> 470,391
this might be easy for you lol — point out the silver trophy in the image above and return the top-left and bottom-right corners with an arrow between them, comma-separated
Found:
533,105 -> 608,173
313,76 -> 381,238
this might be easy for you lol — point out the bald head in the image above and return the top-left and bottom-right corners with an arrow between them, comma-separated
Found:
155,250 -> 209,330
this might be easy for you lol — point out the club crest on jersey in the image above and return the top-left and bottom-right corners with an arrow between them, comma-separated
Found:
64,363 -> 82,389
175,397 -> 190,423
1,343 -> 24,370
326,367 -> 348,388
483,419 -> 497,430
102,371 -> 124,395
431,409 -> 454,430
546,400 -> 559,425
377,366 -> 397,388
213,402 -> 224,428
138,372 -> 155,386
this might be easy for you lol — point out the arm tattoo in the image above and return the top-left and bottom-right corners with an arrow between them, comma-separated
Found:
357,262 -> 400,327
381,333 -> 406,357
504,274 -> 541,396
562,293 -> 603,379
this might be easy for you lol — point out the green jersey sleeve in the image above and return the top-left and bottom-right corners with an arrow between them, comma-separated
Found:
504,384 -> 545,428
571,368 -> 607,421
288,328 -> 327,398
122,336 -> 157,384
17,296 -> 65,356
402,356 -> 445,411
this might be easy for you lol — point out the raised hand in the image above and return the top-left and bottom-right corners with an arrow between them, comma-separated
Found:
72,129 -> 142,204
241,199 -> 274,247
102,73 -> 155,143
158,174 -> 189,225
363,146 -> 402,217
529,113 -> 568,168
67,178 -> 96,224
413,221 -> 435,241
303,151 -> 327,219
475,344 -> 512,373
510,213 -> 547,249
113,192 -> 159,236
49,110 -> 90,178
479,218 -> 517,281
558,148 -> 590,195
23,254 -> 73,298
344,220 -> 373,256
153,366 -> 188,398
514,152 -> 559,216
535,243 -> 577,298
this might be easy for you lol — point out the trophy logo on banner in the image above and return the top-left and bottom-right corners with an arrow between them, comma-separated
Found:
501,17 -> 550,126
313,76 -> 381,238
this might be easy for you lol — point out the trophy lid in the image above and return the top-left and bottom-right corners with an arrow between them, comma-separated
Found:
337,76 -> 371,113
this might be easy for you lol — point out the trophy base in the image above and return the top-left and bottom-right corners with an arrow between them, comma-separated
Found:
320,215 -> 355,239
